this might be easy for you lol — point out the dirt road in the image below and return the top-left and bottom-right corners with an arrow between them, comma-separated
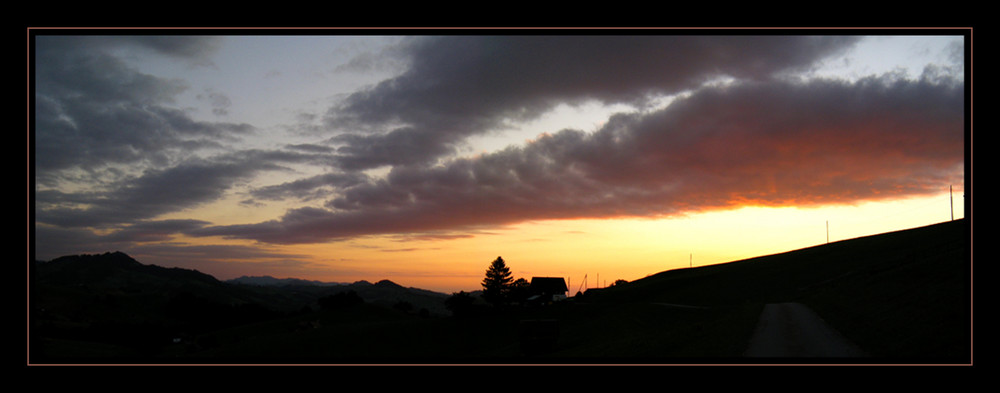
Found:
744,302 -> 868,358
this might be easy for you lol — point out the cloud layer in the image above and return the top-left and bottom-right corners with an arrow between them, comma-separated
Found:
32,34 -> 966,257
192,71 -> 964,244
324,36 -> 862,169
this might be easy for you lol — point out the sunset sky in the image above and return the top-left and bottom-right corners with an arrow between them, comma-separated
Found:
31,30 -> 969,294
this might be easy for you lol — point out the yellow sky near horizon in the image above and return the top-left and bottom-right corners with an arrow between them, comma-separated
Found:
159,186 -> 964,295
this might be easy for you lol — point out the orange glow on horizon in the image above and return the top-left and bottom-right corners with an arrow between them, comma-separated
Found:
143,189 -> 965,295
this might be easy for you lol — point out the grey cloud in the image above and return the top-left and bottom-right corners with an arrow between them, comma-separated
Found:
33,226 -> 109,261
198,89 -> 234,116
34,36 -> 254,185
101,219 -> 213,243
35,35 -> 223,65
33,36 -> 356,235
123,36 -> 223,64
325,36 -> 862,170
249,172 -> 370,202
34,141 -> 347,235
131,242 -> 308,261
37,160 -> 262,228
332,42 -> 408,75
330,127 -> 458,170
33,229 -> 313,275
193,73 -> 964,245
34,148 -> 329,230
121,243 -> 320,279
945,40 -> 964,64
34,218 -> 210,261
285,143 -> 335,154
35,46 -> 187,105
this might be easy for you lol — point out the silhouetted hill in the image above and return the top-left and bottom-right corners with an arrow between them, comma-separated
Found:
310,279 -> 451,316
34,252 -> 453,316
227,275 -> 348,287
584,219 -> 971,360
585,219 -> 968,306
36,251 -> 221,290
30,251 -> 456,361
29,219 -> 970,363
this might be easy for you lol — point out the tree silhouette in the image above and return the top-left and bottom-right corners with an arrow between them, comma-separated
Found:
481,256 -> 513,306
445,291 -> 477,317
508,277 -> 531,304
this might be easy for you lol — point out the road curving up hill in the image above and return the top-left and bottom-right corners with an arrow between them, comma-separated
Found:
744,302 -> 868,359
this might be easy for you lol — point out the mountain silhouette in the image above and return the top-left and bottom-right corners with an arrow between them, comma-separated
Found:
34,251 -> 451,314
29,219 -> 970,363
227,275 -> 348,287
36,251 -> 221,289
30,250 -> 455,362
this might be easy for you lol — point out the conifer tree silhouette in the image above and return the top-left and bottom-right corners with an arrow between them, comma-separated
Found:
481,256 -> 513,306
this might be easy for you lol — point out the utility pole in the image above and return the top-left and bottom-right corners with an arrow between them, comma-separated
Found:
950,185 -> 954,221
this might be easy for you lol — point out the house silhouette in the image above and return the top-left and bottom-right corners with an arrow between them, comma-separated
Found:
528,277 -> 568,302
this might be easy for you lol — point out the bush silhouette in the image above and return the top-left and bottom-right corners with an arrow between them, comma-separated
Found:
445,291 -> 480,317
508,278 -> 531,304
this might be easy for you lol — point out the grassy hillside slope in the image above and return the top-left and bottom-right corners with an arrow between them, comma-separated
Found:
586,219 -> 971,361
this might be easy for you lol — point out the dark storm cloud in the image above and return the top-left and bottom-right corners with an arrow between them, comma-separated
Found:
34,35 -> 253,185
36,159 -> 270,228
32,36 -> 327,242
192,72 -> 964,245
35,148 -> 335,230
326,36 -> 863,169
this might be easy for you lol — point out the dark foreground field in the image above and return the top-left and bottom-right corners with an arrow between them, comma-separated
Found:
29,219 -> 971,365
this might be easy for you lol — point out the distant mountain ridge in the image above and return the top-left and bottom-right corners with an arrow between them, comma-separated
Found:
35,251 -> 222,289
227,275 -> 349,287
33,251 -> 454,319
35,252 -> 448,295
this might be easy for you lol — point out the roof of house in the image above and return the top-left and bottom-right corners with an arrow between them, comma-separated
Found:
529,277 -> 568,293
